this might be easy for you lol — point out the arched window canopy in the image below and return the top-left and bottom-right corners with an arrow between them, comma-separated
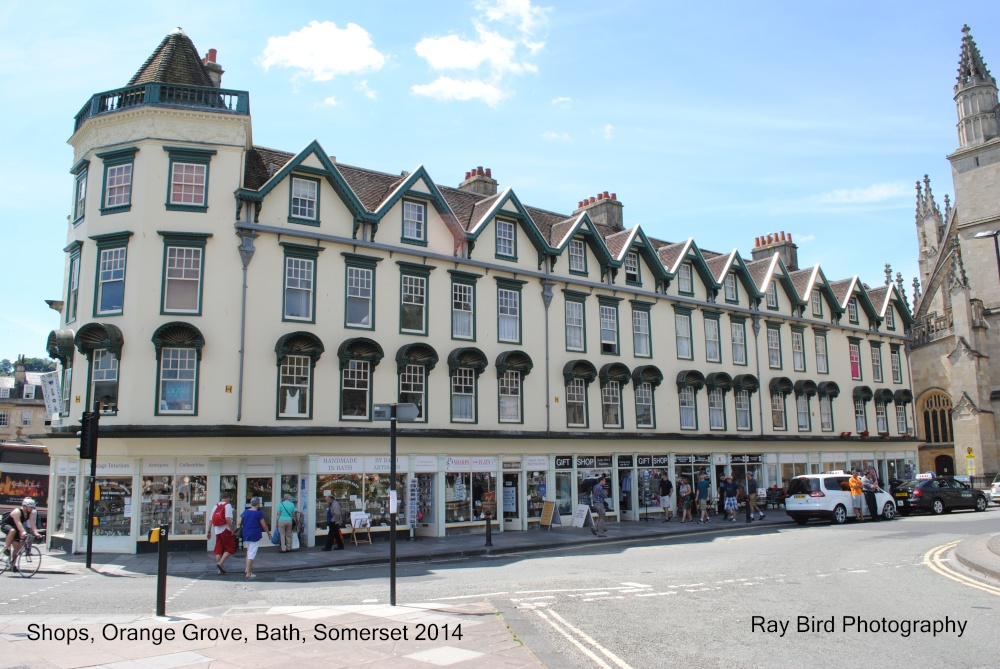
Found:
75,322 -> 124,360
275,331 -> 325,365
562,359 -> 597,386
873,388 -> 895,404
46,329 -> 75,367
894,389 -> 913,405
447,347 -> 488,376
817,381 -> 841,399
853,385 -> 873,403
768,376 -> 793,397
732,374 -> 759,395
396,343 -> 439,372
793,379 -> 817,398
599,362 -> 631,387
495,350 -> 533,377
631,364 -> 664,389
705,372 -> 733,393
676,370 -> 705,390
336,337 -> 383,370
152,322 -> 206,360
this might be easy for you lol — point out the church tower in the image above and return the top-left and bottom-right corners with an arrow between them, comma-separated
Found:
954,24 -> 999,149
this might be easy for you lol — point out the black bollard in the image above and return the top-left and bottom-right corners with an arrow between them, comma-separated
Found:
155,526 -> 169,617
484,512 -> 493,547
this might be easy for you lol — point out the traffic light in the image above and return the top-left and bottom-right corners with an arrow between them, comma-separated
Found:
77,411 -> 99,459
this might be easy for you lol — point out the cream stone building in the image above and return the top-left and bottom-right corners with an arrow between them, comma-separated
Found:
42,30 -> 916,554
910,25 -> 1000,482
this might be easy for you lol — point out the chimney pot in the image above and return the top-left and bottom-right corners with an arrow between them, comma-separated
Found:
767,234 -> 773,244
780,231 -> 786,241
754,237 -> 759,247
603,191 -> 610,199
206,48 -> 217,63
610,193 -> 617,201
597,193 -> 604,201
590,196 -> 596,204
787,233 -> 793,243
465,171 -> 471,180
485,168 -> 492,178
476,166 -> 484,176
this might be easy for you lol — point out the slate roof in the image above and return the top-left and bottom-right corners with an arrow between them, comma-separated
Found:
867,286 -> 889,314
788,268 -> 815,297
706,254 -> 733,282
128,29 -> 214,88
439,186 -> 488,230
467,193 -> 503,232
657,242 -> 688,273
745,258 -> 774,289
337,163 -> 406,213
0,374 -> 43,390
548,218 -> 579,247
604,229 -> 633,259
244,146 -> 295,190
523,206 -> 568,244
828,278 -> 855,305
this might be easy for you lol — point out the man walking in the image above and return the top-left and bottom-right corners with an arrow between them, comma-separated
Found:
659,471 -> 673,522
746,471 -> 764,521
323,495 -> 345,551
697,473 -> 712,524
591,476 -> 608,537
861,470 -> 880,522
209,493 -> 235,574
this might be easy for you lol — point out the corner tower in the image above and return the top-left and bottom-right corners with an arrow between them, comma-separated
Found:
954,24 -> 999,149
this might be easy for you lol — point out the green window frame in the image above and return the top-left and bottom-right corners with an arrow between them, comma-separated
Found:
890,345 -> 903,384
163,146 -> 215,213
450,270 -> 479,341
568,238 -> 588,275
71,159 -> 89,224
886,306 -> 896,330
624,251 -> 641,286
771,393 -> 787,431
89,348 -> 120,415
730,317 -> 747,366
91,231 -> 133,317
152,322 -> 205,416
631,301 -> 652,358
724,273 -> 738,303
678,386 -> 698,429
601,380 -> 623,428
564,290 -> 588,353
708,387 -> 726,430
398,262 -> 434,335
796,393 -> 811,431
811,289 -> 823,317
847,297 -> 860,324
678,263 -> 694,295
496,277 -> 525,344
401,199 -> 428,246
766,323 -> 782,369
499,370 -> 523,423
566,377 -> 589,428
675,307 -> 693,360
848,337 -> 862,380
766,281 -> 779,310
819,395 -> 834,432
598,296 -> 622,355
344,253 -> 382,330
451,367 -> 479,423
704,314 -> 722,363
276,332 -> 325,420
288,175 -> 321,226
871,343 -> 883,383
281,242 -> 323,323
65,241 -> 83,325
791,327 -> 806,372
495,218 -> 518,260
814,330 -> 829,374
735,389 -> 752,431
159,232 -> 211,316
97,147 -> 138,215
635,381 -> 655,429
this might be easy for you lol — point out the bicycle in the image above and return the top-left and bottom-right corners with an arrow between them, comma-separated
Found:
1,533 -> 43,578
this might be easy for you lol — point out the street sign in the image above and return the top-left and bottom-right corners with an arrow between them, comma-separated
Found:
372,403 -> 419,422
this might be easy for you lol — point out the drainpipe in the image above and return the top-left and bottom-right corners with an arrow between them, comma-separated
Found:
541,262 -> 555,433
236,225 -> 259,421
751,309 -> 763,437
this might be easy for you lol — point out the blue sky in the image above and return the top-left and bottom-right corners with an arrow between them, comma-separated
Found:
2,1 -> 998,359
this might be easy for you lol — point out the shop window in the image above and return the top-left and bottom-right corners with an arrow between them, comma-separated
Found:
54,476 -> 76,534
140,477 -> 174,537
88,476 -> 132,536
446,472 -> 496,523
173,475 -> 207,536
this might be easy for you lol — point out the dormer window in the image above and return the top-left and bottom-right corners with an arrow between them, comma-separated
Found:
766,281 -> 778,309
402,200 -> 426,244
678,263 -> 693,294
811,289 -> 822,317
625,251 -> 640,285
885,307 -> 896,329
289,176 -> 319,224
496,219 -> 516,259
724,273 -> 738,302
568,239 -> 586,273
848,297 -> 859,324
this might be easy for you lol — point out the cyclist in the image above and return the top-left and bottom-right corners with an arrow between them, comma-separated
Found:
3,498 -> 43,568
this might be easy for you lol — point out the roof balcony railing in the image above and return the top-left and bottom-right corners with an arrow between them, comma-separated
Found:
74,83 -> 250,132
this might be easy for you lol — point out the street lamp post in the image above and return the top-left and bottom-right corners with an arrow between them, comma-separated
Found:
974,230 -> 1000,286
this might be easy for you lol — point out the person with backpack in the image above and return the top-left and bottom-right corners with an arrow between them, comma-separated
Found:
658,471 -> 673,522
277,494 -> 297,552
208,493 -> 235,574
237,496 -> 269,579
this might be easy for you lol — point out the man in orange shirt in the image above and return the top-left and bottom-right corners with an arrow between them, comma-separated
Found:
848,471 -> 864,522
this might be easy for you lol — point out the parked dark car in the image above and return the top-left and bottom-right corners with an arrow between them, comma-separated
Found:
894,477 -> 989,515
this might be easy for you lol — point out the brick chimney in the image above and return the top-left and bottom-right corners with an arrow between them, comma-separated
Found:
572,191 -> 624,231
458,166 -> 498,196
751,231 -> 798,271
201,48 -> 224,88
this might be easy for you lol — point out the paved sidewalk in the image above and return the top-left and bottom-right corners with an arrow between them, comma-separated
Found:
36,510 -> 790,578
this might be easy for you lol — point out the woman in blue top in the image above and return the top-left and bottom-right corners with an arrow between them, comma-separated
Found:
277,494 -> 296,552
239,497 -> 269,579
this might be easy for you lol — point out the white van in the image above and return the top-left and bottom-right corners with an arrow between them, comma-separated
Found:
784,473 -> 895,525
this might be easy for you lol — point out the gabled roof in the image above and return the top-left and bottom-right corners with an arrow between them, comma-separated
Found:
828,278 -> 855,306
801,266 -> 845,317
244,146 -> 295,190
870,284 -> 915,328
547,213 -> 614,269
128,28 -> 214,88
657,241 -> 690,274
617,226 -> 669,282
439,186 -> 488,230
337,164 -> 407,213
465,188 -> 552,260
831,277 -> 881,325
749,255 -> 803,308
745,257 -> 774,289
788,268 -> 814,297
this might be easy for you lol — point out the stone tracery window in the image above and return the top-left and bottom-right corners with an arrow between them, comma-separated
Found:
920,392 -> 953,444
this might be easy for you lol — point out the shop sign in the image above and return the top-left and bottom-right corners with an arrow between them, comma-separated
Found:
636,455 -> 652,467
245,458 -> 275,474
730,454 -> 762,464
471,456 -> 497,471
95,460 -> 134,475
596,455 -> 613,468
524,455 -> 548,470
503,460 -> 520,470
695,455 -> 712,465
56,459 -> 80,476
412,455 -> 438,472
142,458 -> 174,474
652,455 -> 670,467
317,456 -> 362,473
502,484 -> 517,512
576,456 -> 596,468
364,456 -> 408,473
446,456 -> 471,472
617,455 -> 634,468
177,459 -> 208,473
554,456 -> 573,469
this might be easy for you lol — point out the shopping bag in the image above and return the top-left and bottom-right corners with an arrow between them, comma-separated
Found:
271,528 -> 280,545
292,532 -> 300,550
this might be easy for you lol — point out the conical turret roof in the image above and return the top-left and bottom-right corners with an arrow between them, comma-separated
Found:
128,27 -> 214,88
956,24 -> 996,90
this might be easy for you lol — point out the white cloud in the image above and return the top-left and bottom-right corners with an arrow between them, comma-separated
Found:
541,131 -> 570,140
415,26 -> 532,75
602,123 -> 614,140
322,97 -> 338,107
411,77 -> 505,107
356,80 -> 377,100
794,233 -> 816,244
819,182 -> 907,204
260,21 -> 386,82
551,96 -> 571,105
478,0 -> 549,37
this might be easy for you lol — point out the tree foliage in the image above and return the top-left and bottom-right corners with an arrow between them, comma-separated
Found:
0,358 -> 56,375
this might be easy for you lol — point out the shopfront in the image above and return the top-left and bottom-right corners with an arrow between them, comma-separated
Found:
633,454 -> 671,519
554,455 -> 574,519
577,455 -> 616,522
138,458 -> 210,551
444,456 -> 497,534
313,456 -> 408,540
408,455 -> 437,538
500,455 -> 547,530
674,454 -> 713,505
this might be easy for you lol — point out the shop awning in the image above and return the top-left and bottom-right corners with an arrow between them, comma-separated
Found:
154,322 -> 206,360
873,388 -> 895,404
495,350 -> 533,377
599,362 -> 631,387
631,364 -> 664,389
705,372 -> 733,393
46,329 -> 75,366
853,385 -> 873,403
562,359 -> 598,385
793,379 -> 817,397
676,370 -> 705,390
396,342 -> 439,372
447,347 -> 488,375
768,376 -> 793,397
732,374 -> 760,395
817,381 -> 841,399
336,337 -> 384,370
75,322 -> 124,359
893,389 -> 913,405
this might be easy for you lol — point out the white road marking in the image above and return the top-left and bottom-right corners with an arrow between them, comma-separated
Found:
428,591 -> 508,600
546,608 -> 634,669
535,609 -> 612,669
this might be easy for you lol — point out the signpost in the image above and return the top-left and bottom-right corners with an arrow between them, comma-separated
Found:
372,403 -> 418,606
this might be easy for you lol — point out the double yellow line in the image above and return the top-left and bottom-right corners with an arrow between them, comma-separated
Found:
923,541 -> 1000,597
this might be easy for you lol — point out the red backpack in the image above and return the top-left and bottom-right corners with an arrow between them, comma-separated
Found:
211,503 -> 228,527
